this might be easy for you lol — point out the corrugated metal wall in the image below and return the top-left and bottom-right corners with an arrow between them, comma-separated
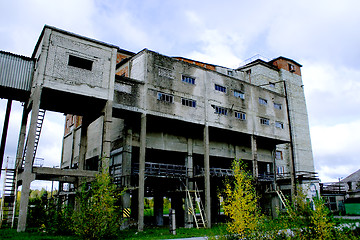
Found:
0,51 -> 34,92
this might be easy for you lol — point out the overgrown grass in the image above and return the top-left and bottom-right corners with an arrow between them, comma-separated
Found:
0,224 -> 227,240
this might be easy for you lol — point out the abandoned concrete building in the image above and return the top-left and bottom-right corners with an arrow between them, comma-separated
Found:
0,25 -> 317,231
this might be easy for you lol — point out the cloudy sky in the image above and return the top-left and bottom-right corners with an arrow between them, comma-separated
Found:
1,0 -> 360,189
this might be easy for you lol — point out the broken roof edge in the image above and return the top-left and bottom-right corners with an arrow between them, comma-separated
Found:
31,25 -> 135,58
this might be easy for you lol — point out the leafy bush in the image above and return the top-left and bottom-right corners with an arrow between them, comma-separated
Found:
222,160 -> 262,239
71,171 -> 124,240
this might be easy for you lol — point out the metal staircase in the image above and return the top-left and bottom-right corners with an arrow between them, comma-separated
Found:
21,109 -> 46,168
185,182 -> 207,228
0,158 -> 16,228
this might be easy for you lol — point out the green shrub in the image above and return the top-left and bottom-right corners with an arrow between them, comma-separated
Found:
71,171 -> 124,240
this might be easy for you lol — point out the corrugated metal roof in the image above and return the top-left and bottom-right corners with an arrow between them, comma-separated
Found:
0,51 -> 34,92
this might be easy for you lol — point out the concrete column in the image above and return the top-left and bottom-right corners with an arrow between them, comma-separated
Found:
185,138 -> 194,228
0,100 -> 12,171
121,126 -> 132,229
15,105 -> 29,170
251,135 -> 258,179
154,190 -> 164,226
78,117 -> 89,171
203,125 -> 211,228
17,87 -> 42,232
138,113 -> 146,231
101,101 -> 113,172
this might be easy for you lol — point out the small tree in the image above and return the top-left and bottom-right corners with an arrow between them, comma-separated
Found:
222,159 -> 262,238
72,171 -> 123,240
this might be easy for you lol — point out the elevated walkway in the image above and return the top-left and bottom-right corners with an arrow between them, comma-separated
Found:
0,51 -> 33,102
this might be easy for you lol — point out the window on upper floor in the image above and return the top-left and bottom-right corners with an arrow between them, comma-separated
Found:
274,103 -> 282,110
215,84 -> 226,93
234,111 -> 246,120
288,63 -> 295,72
181,98 -> 196,108
260,117 -> 270,125
275,121 -> 284,129
234,90 -> 245,99
275,151 -> 283,160
227,70 -> 233,76
68,55 -> 93,71
259,98 -> 268,105
212,105 -> 227,115
157,92 -> 174,103
182,75 -> 195,84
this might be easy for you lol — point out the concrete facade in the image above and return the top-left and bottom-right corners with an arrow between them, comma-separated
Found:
63,48 -> 316,228
0,26 -> 316,231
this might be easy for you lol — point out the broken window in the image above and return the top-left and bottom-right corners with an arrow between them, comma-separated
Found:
259,98 -> 267,105
260,117 -> 270,125
275,121 -> 284,129
274,103 -> 282,110
68,55 -> 93,71
234,90 -> 245,99
181,98 -> 196,108
157,92 -> 174,103
215,84 -> 226,93
182,75 -> 195,84
234,111 -> 246,120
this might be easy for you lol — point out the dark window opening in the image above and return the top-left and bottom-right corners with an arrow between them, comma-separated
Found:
235,111 -> 246,120
212,105 -> 227,115
68,55 -> 93,71
260,117 -> 270,125
182,98 -> 196,107
182,75 -> 195,84
215,84 -> 227,93
157,92 -> 174,103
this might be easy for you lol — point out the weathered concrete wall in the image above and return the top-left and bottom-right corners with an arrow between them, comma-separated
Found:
33,27 -> 117,101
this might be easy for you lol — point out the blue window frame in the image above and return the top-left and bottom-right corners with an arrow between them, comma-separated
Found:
181,98 -> 196,108
215,84 -> 226,93
182,75 -> 195,84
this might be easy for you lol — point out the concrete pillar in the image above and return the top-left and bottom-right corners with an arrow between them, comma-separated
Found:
138,113 -> 146,231
17,87 -> 41,232
251,135 -> 258,179
121,126 -> 132,229
185,138 -> 194,228
15,105 -> 29,170
78,117 -> 89,171
203,124 -> 211,228
0,100 -> 12,171
101,101 -> 113,172
154,190 -> 164,226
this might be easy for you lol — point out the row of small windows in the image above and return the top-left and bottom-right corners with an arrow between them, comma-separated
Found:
182,75 -> 195,84
215,84 -> 227,93
259,97 -> 282,110
182,98 -> 196,107
157,92 -> 197,108
157,96 -> 282,127
213,105 -> 246,120
260,117 -> 284,129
